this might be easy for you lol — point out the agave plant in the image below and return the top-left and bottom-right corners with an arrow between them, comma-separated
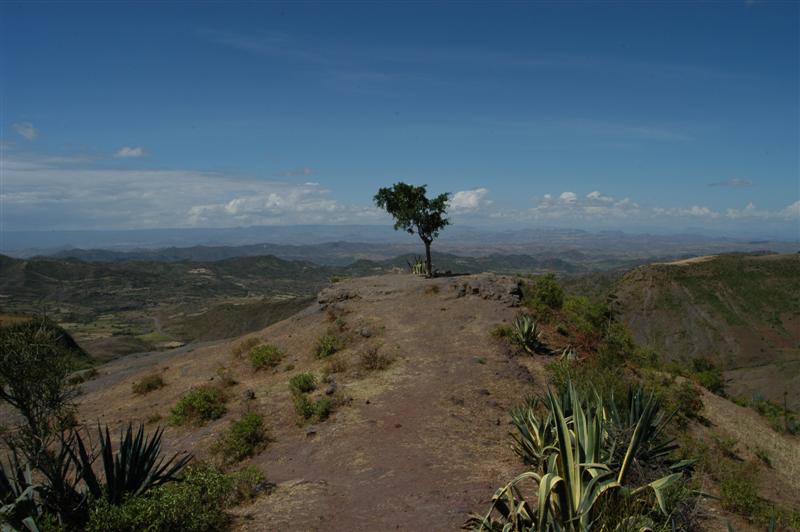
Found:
468,384 -> 688,531
510,315 -> 544,354
1,454 -> 42,532
407,256 -> 426,276
70,423 -> 192,505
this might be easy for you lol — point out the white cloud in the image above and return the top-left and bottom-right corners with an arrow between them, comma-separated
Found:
114,146 -> 146,158
0,152 -> 381,230
782,200 -> 800,218
449,188 -> 491,212
559,191 -> 577,203
708,178 -> 752,188
12,122 -> 39,141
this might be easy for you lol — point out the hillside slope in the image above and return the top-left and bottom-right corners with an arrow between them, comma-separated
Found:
613,253 -> 800,408
66,271 -> 800,530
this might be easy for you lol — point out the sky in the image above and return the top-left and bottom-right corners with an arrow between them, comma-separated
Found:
1,1 -> 798,239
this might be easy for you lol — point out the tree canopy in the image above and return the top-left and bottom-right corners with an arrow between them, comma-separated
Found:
374,182 -> 450,277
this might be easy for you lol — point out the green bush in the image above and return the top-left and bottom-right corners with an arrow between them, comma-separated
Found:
86,464 -> 261,532
690,358 -> 725,395
292,393 -> 316,420
211,412 -> 270,464
313,398 -> 333,421
132,373 -> 165,395
563,295 -> 611,334
718,463 -> 760,516
169,387 -> 226,426
314,333 -> 341,358
248,344 -> 283,370
288,373 -> 317,395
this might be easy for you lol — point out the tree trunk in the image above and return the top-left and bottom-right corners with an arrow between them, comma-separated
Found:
424,239 -> 433,278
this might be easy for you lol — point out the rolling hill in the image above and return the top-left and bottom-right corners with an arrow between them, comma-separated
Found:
612,252 -> 800,408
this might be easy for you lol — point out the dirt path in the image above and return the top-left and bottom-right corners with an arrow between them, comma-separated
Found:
232,274 -> 535,531
76,273 -> 537,531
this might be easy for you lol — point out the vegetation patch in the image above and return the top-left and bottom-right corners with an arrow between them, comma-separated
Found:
169,386 -> 227,426
289,372 -> 317,395
248,343 -> 283,370
86,464 -> 266,532
132,373 -> 165,395
211,412 -> 270,464
314,332 -> 342,358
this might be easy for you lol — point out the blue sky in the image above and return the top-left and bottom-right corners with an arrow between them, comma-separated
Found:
1,1 -> 798,238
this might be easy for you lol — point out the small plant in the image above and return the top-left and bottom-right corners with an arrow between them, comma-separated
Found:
132,373 -> 165,395
292,393 -> 316,420
754,447 -> 772,467
288,373 -> 317,395
360,346 -> 391,371
425,285 -> 440,295
313,398 -> 333,421
490,324 -> 512,339
211,412 -> 270,465
248,344 -> 283,370
314,333 -> 341,359
231,337 -> 260,358
169,386 -> 227,426
508,315 -> 544,354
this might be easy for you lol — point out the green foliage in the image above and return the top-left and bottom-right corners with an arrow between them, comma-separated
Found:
718,462 -> 760,516
288,373 -> 317,395
750,396 -> 798,435
248,344 -> 283,370
0,316 -> 83,462
468,384 -> 692,531
74,423 -> 192,506
689,357 -> 726,395
522,273 -> 564,319
86,464 -> 263,532
169,387 -> 227,426
1,423 -> 191,530
211,412 -> 270,465
562,295 -> 611,335
508,315 -> 544,354
132,373 -> 165,395
374,182 -> 450,277
314,333 -> 341,358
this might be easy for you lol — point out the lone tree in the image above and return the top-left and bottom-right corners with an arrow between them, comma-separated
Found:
374,182 -> 450,278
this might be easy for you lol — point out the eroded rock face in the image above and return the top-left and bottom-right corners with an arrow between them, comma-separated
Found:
317,287 -> 361,309
449,273 -> 522,306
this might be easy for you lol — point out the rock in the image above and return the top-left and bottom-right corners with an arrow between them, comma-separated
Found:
325,382 -> 337,395
242,388 -> 256,401
359,327 -> 372,338
306,427 -> 317,438
477,388 -> 491,396
451,273 -> 522,306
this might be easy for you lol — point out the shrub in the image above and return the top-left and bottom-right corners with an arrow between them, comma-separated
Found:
230,337 -> 260,358
292,394 -> 334,423
563,295 -> 611,335
360,347 -> 391,371
314,333 -> 341,358
718,462 -> 760,516
248,344 -> 283,370
288,373 -> 317,395
292,393 -> 316,420
211,412 -> 269,464
314,398 -> 333,421
86,464 -> 259,532
690,357 -> 725,395
132,373 -> 165,395
169,387 -> 226,426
